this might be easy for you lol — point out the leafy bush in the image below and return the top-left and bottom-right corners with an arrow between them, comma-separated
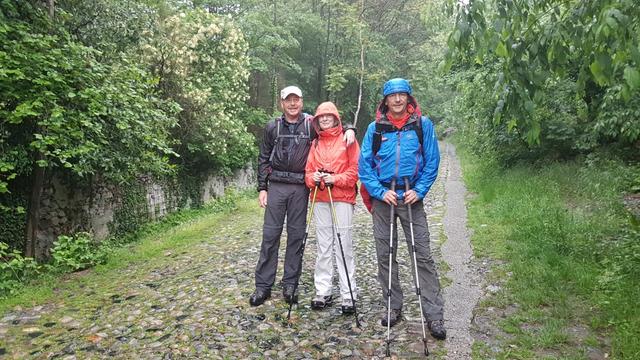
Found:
0,241 -> 39,298
0,1 -> 178,193
594,86 -> 640,145
140,9 -> 255,173
50,232 -> 105,272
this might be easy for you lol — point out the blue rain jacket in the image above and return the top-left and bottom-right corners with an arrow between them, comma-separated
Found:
358,107 -> 440,201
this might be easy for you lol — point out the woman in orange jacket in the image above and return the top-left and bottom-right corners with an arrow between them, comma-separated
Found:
305,102 -> 360,314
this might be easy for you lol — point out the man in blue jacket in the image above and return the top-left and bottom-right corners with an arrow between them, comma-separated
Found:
358,78 -> 446,340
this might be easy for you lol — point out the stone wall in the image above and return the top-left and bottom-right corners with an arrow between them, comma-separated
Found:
35,165 -> 255,259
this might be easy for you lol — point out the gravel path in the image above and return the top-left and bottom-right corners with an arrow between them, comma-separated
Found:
441,143 -> 484,359
0,141 -> 481,359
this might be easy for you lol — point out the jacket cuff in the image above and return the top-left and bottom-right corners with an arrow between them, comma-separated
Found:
343,123 -> 357,136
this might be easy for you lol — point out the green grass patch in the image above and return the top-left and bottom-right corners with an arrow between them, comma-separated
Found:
458,149 -> 640,359
0,190 -> 256,314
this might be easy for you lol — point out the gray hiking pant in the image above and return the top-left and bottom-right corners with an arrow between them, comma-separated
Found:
255,181 -> 310,290
372,198 -> 444,321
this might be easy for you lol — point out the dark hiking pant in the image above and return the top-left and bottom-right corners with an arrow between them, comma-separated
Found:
255,182 -> 310,290
372,198 -> 444,321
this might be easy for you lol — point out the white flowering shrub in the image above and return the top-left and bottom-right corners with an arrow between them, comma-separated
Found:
141,10 -> 255,172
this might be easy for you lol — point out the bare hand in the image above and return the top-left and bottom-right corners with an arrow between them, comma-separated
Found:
404,189 -> 419,205
322,173 -> 335,184
259,190 -> 268,208
382,190 -> 397,206
312,171 -> 323,183
343,129 -> 355,146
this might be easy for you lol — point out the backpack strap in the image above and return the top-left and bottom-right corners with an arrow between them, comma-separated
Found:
372,122 -> 395,157
371,117 -> 424,157
268,117 -> 282,163
412,116 -> 424,149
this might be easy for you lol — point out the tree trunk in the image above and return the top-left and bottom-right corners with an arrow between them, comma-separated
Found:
25,0 -> 55,259
322,2 -> 332,101
271,0 -> 278,114
24,154 -> 44,259
46,0 -> 55,18
353,0 -> 366,127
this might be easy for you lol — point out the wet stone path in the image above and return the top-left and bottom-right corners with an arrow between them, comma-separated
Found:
0,142 -> 478,359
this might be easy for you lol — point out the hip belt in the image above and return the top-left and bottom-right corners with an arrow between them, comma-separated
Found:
381,180 -> 416,189
269,170 -> 305,185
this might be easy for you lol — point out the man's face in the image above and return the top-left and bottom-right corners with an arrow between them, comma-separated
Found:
384,92 -> 409,117
281,94 -> 303,120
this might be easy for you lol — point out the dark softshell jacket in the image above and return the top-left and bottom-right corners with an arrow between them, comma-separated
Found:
257,113 -> 316,191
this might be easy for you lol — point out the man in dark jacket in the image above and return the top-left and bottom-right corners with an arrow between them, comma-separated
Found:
250,86 -> 355,306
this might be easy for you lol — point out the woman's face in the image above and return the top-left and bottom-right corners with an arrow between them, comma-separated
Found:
318,114 -> 338,130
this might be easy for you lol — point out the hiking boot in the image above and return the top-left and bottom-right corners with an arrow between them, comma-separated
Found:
381,309 -> 402,327
310,295 -> 333,310
428,319 -> 447,340
282,284 -> 297,304
341,299 -> 355,315
249,288 -> 271,306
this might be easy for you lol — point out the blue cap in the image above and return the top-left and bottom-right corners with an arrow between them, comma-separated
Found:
383,78 -> 412,97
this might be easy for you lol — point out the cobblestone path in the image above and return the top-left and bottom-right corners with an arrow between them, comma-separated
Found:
0,142 -> 476,359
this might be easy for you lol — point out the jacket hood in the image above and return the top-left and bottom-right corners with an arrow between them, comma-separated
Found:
383,78 -> 412,97
375,95 -> 422,124
313,101 -> 343,136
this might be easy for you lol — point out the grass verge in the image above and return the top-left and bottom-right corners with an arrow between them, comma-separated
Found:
459,149 -> 640,359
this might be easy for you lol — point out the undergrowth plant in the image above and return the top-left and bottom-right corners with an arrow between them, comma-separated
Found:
49,232 -> 105,272
0,241 -> 39,297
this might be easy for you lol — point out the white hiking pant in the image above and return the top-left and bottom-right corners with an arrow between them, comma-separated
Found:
313,202 -> 357,303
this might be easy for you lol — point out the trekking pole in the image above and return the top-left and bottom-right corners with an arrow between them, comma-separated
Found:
385,178 -> 396,357
326,183 -> 361,328
404,177 -> 429,356
287,182 -> 320,323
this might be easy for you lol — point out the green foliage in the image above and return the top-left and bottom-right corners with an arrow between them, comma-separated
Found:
56,0 -> 159,58
0,241 -> 39,298
1,2 -> 257,253
0,195 -> 26,251
109,181 -> 149,240
140,9 -> 255,173
0,1 -> 178,192
595,86 -> 640,144
447,0 -> 640,150
50,232 -> 105,272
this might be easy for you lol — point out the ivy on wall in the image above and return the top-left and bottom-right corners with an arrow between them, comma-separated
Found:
0,195 -> 26,252
109,181 -> 149,241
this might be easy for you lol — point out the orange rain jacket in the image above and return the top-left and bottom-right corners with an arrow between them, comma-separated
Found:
305,102 -> 360,204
